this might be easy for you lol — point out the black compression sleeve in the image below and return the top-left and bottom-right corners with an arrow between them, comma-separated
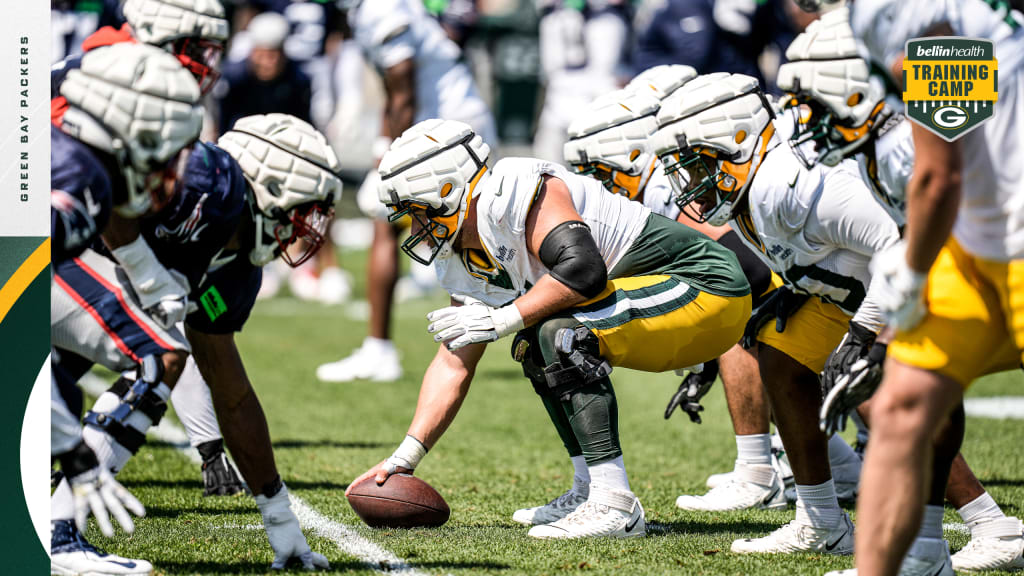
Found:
539,221 -> 608,299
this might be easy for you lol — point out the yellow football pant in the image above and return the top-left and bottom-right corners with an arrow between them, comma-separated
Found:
757,296 -> 850,374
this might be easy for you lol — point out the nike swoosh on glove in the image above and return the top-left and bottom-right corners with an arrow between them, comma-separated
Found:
819,322 -> 886,435
869,242 -> 928,331
427,295 -> 523,351
256,484 -> 330,571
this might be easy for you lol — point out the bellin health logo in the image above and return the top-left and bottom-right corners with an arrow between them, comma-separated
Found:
902,37 -> 999,141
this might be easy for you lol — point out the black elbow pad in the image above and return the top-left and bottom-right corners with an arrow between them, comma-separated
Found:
539,221 -> 608,299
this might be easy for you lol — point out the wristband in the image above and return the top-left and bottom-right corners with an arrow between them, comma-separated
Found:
386,435 -> 427,472
491,304 -> 525,339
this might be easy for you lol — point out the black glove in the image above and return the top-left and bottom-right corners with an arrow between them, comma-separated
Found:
199,440 -> 245,497
819,322 -> 887,436
665,359 -> 719,424
741,287 -> 810,349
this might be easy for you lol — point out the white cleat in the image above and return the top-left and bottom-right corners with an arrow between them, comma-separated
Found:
316,339 -> 402,382
513,486 -> 588,526
732,512 -> 854,555
316,267 -> 352,306
706,445 -> 793,490
677,464 -> 786,512
288,266 -> 321,301
952,516 -> 1024,572
824,537 -> 954,576
528,487 -> 645,540
51,520 -> 153,575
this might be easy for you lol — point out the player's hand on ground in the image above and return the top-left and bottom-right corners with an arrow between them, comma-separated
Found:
256,484 -> 329,571
69,462 -> 146,538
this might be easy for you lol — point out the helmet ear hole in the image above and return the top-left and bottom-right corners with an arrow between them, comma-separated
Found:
629,149 -> 641,162
440,182 -> 454,198
734,130 -> 747,144
847,93 -> 863,106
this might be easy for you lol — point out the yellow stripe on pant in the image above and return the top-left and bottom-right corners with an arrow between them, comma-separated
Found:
757,296 -> 849,373
889,238 -> 1024,388
572,274 -> 750,373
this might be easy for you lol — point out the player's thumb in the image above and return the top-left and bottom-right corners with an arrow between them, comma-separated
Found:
301,551 -> 330,570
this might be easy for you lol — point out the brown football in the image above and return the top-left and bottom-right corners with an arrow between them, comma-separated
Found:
346,473 -> 450,528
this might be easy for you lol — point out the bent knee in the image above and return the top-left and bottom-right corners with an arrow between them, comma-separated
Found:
161,350 -> 189,385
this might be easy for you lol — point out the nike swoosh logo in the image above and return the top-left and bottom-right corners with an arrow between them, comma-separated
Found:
625,511 -> 641,533
824,527 -> 849,552
762,484 -> 781,505
106,560 -> 137,568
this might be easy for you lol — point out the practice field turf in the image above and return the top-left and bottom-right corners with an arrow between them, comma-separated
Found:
87,248 -> 1024,575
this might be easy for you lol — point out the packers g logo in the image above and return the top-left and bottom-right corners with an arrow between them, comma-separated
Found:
902,38 -> 998,141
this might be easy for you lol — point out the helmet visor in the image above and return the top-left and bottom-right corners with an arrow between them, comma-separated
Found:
141,146 -> 191,215
275,202 -> 334,267
174,38 -> 224,95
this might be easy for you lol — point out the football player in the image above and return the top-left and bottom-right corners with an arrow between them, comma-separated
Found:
652,72 -> 902,555
777,9 -> 1024,573
50,0 -> 245,497
316,0 -> 496,383
563,81 -> 793,513
49,42 -> 204,576
828,0 -> 1024,574
349,118 -> 751,539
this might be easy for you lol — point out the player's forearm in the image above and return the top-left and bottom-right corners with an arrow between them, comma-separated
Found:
407,343 -> 484,449
188,329 -> 280,495
101,210 -> 142,250
386,94 -> 416,143
513,274 -> 587,327
903,166 -> 961,273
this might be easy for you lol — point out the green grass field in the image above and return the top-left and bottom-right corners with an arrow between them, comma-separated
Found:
87,248 -> 1024,575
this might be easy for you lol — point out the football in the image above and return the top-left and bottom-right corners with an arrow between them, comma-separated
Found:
346,473 -> 451,528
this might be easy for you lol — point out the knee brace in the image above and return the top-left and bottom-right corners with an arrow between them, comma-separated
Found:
511,327 -> 548,395
542,326 -> 612,401
82,355 -> 169,455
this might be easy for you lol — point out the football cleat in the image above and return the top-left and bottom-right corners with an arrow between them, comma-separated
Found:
677,464 -> 786,511
201,451 -> 244,497
51,519 -> 153,575
732,512 -> 854,555
527,488 -> 645,540
824,537 -> 954,576
316,267 -> 352,306
316,339 -> 402,383
512,486 -> 588,526
707,442 -> 793,490
952,516 -> 1024,572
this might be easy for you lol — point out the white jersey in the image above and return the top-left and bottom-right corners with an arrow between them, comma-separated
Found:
435,158 -> 651,307
857,108 -> 914,226
850,0 -> 1024,260
642,163 -> 682,221
350,0 -> 495,145
731,144 -> 901,331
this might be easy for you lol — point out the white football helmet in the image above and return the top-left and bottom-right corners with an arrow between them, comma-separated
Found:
377,119 -> 490,265
122,0 -> 229,93
776,6 -> 890,167
651,73 -> 776,226
59,43 -> 203,218
625,64 -> 698,101
218,114 -> 343,267
564,89 -> 661,201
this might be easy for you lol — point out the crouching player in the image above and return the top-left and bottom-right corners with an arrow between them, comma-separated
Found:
349,118 -> 751,539
652,72 -> 901,555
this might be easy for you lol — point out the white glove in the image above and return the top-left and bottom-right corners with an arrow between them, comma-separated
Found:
256,484 -> 330,571
112,236 -> 190,329
69,465 -> 146,538
426,295 -> 524,351
869,242 -> 928,331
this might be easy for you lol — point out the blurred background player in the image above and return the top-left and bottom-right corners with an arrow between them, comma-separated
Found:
315,0 -> 496,383
533,0 -> 632,162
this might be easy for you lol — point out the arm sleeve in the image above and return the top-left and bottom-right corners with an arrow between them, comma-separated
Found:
806,166 -> 901,333
52,376 -> 83,456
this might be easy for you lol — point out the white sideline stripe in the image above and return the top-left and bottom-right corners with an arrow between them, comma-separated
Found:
78,373 -> 428,575
964,397 -> 1024,420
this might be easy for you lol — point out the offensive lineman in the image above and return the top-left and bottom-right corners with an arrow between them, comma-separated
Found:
652,72 -> 901,555
826,0 -> 1024,574
775,8 -> 1024,572
316,0 -> 496,383
348,118 -> 751,539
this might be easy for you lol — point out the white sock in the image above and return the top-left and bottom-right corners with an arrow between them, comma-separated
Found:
171,357 -> 223,448
958,492 -> 1005,526
916,505 -> 945,540
827,434 -> 860,467
588,456 -> 630,493
735,434 -> 772,466
571,455 -> 590,492
51,479 -> 75,522
794,480 -> 842,528
83,383 -> 171,474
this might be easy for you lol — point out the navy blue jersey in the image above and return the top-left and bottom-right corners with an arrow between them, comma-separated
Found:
187,253 -> 262,334
51,125 -> 112,263
141,141 -> 247,293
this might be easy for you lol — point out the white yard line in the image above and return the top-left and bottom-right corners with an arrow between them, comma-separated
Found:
964,397 -> 1024,420
79,373 -> 428,575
